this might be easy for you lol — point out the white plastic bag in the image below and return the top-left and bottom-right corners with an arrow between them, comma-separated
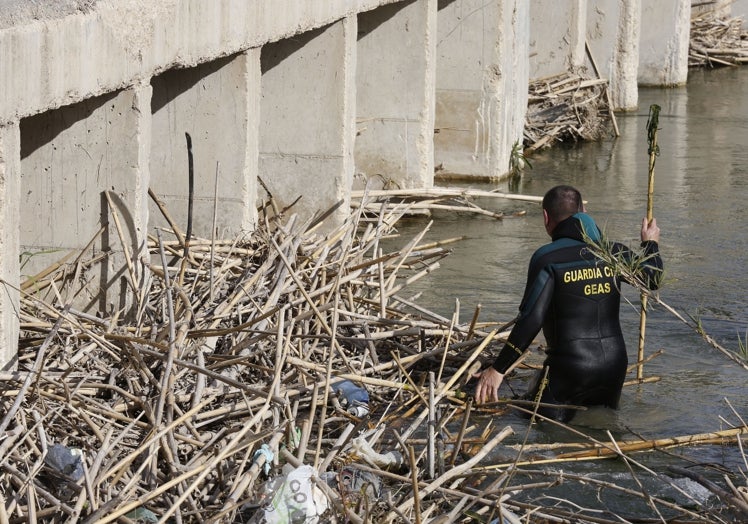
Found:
263,465 -> 328,524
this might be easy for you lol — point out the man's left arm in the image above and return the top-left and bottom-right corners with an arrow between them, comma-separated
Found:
640,217 -> 663,290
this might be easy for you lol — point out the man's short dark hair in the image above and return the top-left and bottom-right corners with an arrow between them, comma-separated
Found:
542,185 -> 583,223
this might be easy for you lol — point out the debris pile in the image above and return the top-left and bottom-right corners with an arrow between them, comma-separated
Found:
1,192 -> 747,523
523,72 -> 616,153
0,196 -> 519,522
690,9 -> 748,67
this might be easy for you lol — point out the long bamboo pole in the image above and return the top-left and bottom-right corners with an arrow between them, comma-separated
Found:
637,104 -> 661,381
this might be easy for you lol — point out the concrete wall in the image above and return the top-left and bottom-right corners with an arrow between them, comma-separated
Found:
151,53 -> 256,238
260,19 -> 356,226
638,0 -> 690,86
692,0 -> 733,18
0,124 -> 20,370
587,0 -> 640,111
736,0 -> 748,28
529,0 -> 586,80
434,0 -> 529,178
20,87 -> 150,314
356,0 -> 436,190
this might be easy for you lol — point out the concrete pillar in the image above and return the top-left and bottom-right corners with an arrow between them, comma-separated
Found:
638,0 -> 690,86
259,18 -> 356,227
435,0 -> 530,178
493,0 -> 530,177
19,87 -> 150,316
529,0 -> 587,80
150,52 -> 257,239
0,124 -> 20,371
355,0 -> 436,190
586,0 -> 640,110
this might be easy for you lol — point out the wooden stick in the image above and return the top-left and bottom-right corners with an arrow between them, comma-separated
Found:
179,132 -> 195,288
427,371 -> 435,480
351,187 -> 542,203
637,103 -> 660,381
556,426 -> 748,459
408,446 -> 422,524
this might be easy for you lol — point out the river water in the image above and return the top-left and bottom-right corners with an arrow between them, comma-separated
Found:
388,66 -> 748,518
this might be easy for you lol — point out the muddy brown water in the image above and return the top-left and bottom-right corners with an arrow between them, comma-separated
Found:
385,66 -> 748,518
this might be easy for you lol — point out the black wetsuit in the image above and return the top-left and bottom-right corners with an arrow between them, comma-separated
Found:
492,213 -> 663,422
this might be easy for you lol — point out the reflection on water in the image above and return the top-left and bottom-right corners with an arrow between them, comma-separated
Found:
386,66 -> 748,508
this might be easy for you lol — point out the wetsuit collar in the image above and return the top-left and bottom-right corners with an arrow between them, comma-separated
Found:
551,212 -> 602,243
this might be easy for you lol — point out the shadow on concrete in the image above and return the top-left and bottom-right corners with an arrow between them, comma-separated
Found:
260,25 -> 327,75
20,91 -> 118,159
357,0 -> 413,40
151,54 -> 238,114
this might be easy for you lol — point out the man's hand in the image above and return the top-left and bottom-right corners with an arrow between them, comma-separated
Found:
473,367 -> 504,404
641,217 -> 660,243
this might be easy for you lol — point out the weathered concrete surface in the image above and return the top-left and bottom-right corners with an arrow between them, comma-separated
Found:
692,0 -> 733,18
434,0 -> 528,178
737,0 -> 748,28
0,0 -> 403,125
150,53 -> 256,238
0,0 -> 98,30
355,0 -> 436,190
19,87 -> 149,310
638,0 -> 690,86
259,19 -> 356,227
587,0 -> 640,111
529,0 -> 586,80
0,124 -> 20,371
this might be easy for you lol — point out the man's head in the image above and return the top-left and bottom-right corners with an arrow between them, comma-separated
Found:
542,185 -> 583,235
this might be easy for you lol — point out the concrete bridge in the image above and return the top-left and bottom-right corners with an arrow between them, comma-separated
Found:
0,0 -> 743,368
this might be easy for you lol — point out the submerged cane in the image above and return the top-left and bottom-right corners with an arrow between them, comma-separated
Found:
637,104 -> 661,381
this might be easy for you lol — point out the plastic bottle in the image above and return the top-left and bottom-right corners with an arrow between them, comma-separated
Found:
332,380 -> 369,417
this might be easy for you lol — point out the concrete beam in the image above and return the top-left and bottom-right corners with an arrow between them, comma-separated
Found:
355,0 -> 436,190
0,0 -> 404,125
493,0 -> 530,177
638,0 -> 690,87
0,123 -> 20,370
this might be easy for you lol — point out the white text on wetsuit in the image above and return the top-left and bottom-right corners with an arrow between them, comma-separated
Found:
562,266 -> 613,295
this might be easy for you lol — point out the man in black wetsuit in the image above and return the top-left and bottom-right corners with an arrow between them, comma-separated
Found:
474,185 -> 663,422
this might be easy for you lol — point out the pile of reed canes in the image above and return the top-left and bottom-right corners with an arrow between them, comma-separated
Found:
0,195 -> 522,522
2,192 -> 747,523
523,71 -> 615,153
690,9 -> 748,67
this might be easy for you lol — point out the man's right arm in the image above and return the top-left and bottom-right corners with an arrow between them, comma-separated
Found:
475,271 -> 553,404
491,267 -> 554,374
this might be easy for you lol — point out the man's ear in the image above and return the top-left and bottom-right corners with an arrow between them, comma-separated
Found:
543,209 -> 550,227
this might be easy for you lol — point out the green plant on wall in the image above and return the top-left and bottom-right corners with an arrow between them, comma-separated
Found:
508,140 -> 531,191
